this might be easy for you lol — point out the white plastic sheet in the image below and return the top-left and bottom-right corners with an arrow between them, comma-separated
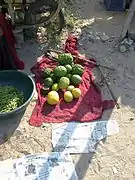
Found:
0,152 -> 78,180
52,120 -> 119,153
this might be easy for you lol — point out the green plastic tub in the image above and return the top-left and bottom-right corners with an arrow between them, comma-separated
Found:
0,70 -> 35,143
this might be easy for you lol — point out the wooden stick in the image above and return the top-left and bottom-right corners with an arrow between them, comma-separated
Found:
8,0 -> 15,25
46,49 -> 115,71
97,67 -> 120,109
120,0 -> 135,40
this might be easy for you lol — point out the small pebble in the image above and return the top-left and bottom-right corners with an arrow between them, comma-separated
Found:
41,123 -> 50,129
112,166 -> 118,174
129,46 -> 134,51
119,45 -> 127,53
101,33 -> 110,41
128,38 -> 133,46
76,28 -> 81,34
101,35 -> 110,41
88,35 -> 96,42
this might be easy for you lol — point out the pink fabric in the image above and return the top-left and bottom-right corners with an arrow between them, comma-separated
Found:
29,36 -> 115,127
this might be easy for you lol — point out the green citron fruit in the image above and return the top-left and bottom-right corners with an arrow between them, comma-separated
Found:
50,73 -> 57,82
72,64 -> 84,76
67,85 -> 75,91
66,73 -> 72,79
65,64 -> 72,73
59,77 -> 70,89
52,83 -> 59,91
64,91 -> 73,103
71,74 -> 82,85
44,77 -> 53,87
54,66 -> 67,77
43,68 -> 52,78
72,88 -> 81,98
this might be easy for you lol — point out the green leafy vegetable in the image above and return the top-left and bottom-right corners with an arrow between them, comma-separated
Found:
0,86 -> 24,113
58,53 -> 73,65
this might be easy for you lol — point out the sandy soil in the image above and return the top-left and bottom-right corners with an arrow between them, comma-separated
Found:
0,0 -> 135,179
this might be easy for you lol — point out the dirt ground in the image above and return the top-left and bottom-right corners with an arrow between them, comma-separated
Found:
0,0 -> 135,179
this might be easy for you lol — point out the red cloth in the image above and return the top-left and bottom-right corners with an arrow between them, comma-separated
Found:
29,36 -> 115,127
0,13 -> 24,70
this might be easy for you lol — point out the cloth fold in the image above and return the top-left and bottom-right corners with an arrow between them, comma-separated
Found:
29,35 -> 115,127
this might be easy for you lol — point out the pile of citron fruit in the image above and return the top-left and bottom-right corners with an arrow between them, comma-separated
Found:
41,53 -> 84,105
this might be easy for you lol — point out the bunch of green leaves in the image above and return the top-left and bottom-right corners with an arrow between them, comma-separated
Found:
0,86 -> 24,113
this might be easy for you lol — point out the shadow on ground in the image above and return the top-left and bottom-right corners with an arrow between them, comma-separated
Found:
0,110 -> 25,145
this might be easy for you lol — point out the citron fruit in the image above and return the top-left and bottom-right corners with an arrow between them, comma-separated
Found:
67,85 -> 75,91
66,73 -> 72,79
64,91 -> 73,103
52,83 -> 59,91
59,77 -> 70,90
65,64 -> 72,73
47,91 -> 59,105
72,88 -> 81,98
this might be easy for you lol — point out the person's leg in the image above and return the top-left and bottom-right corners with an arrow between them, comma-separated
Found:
0,12 -> 25,70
